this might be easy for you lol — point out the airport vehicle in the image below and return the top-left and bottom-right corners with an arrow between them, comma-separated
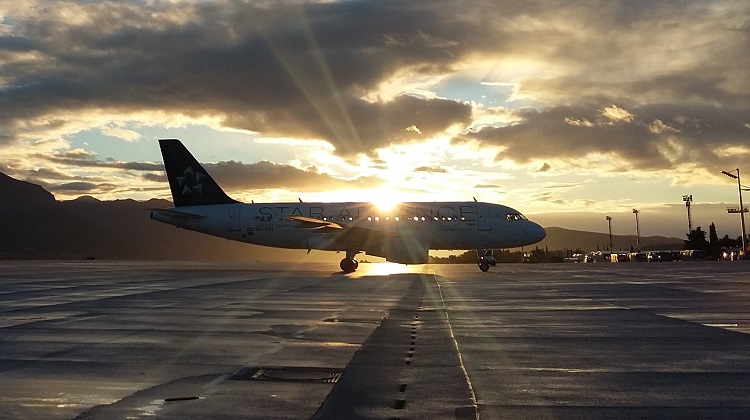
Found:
647,250 -> 674,263
151,139 -> 546,272
681,249 -> 708,261
610,252 -> 629,262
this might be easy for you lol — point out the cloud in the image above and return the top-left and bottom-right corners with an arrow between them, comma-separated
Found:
405,124 -> 423,134
414,166 -> 448,174
0,0 -> 748,186
21,148 -> 381,197
0,0 -> 475,155
601,105 -> 634,124
203,160 -> 382,192
7,167 -> 81,184
101,126 -> 141,142
46,181 -> 103,192
466,103 -> 750,173
34,149 -> 164,172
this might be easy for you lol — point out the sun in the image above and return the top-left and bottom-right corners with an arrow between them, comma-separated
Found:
370,188 -> 405,213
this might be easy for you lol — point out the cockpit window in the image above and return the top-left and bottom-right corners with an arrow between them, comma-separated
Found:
506,213 -> 527,221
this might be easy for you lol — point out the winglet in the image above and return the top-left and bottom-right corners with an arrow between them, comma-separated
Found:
159,139 -> 239,207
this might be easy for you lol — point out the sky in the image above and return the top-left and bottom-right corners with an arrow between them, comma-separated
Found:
1,0 -> 749,240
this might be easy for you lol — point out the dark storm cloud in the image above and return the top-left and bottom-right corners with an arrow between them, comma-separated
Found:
203,160 -> 382,192
15,168 -> 123,196
464,103 -> 750,172
43,181 -> 147,196
6,167 -> 79,185
0,0 -> 475,154
1,0 -> 749,174
47,181 -> 101,192
222,94 -> 470,155
39,151 -> 165,172
34,149 -> 379,192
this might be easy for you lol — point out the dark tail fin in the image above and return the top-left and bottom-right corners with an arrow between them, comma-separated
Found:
159,139 -> 239,207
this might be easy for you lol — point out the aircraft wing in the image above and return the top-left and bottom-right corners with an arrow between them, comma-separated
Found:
283,215 -> 343,230
284,216 -> 428,264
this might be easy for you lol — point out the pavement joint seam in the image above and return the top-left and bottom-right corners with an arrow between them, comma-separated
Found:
433,275 -> 480,420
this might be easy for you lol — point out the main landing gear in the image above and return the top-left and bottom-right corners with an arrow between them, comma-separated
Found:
340,250 -> 360,273
340,257 -> 359,273
477,249 -> 497,272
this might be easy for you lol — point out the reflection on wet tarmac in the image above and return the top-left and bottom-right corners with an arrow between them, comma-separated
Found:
1,261 -> 750,419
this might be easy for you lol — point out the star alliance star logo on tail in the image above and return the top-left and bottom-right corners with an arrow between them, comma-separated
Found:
175,166 -> 207,197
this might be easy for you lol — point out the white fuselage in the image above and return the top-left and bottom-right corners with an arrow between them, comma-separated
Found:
150,201 -> 546,259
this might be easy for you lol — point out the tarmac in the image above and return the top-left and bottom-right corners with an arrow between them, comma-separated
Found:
1,260 -> 750,419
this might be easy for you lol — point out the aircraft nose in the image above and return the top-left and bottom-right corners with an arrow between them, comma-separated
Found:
527,222 -> 546,243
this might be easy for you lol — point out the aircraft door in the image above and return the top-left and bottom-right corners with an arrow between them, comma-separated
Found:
477,206 -> 491,231
229,206 -> 241,231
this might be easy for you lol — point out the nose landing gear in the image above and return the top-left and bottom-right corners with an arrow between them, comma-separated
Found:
477,249 -> 496,272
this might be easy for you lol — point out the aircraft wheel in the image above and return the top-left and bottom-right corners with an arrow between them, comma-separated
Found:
340,258 -> 358,273
479,262 -> 490,272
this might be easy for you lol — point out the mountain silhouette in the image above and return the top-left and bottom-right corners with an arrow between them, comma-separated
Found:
0,172 -> 333,261
0,172 -> 56,208
0,173 -> 682,260
0,173 -> 118,258
536,227 -> 683,252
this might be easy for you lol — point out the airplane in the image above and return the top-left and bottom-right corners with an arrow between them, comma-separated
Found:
150,139 -> 546,272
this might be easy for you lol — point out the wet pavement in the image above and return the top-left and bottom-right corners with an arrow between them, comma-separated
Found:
1,261 -> 750,419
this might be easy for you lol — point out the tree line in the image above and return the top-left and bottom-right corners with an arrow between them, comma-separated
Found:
684,222 -> 746,259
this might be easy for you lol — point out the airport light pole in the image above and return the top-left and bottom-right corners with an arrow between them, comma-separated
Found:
683,194 -> 693,233
606,216 -> 613,251
632,209 -> 640,251
722,169 -> 747,258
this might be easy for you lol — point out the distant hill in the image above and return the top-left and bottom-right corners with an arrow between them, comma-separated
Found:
0,172 -> 334,262
0,173 -> 119,258
536,226 -> 684,252
0,173 -> 683,260
0,172 -> 56,207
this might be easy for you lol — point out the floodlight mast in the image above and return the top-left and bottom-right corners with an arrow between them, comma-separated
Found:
722,168 -> 747,259
632,209 -> 640,251
682,194 -> 693,232
605,216 -> 613,251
